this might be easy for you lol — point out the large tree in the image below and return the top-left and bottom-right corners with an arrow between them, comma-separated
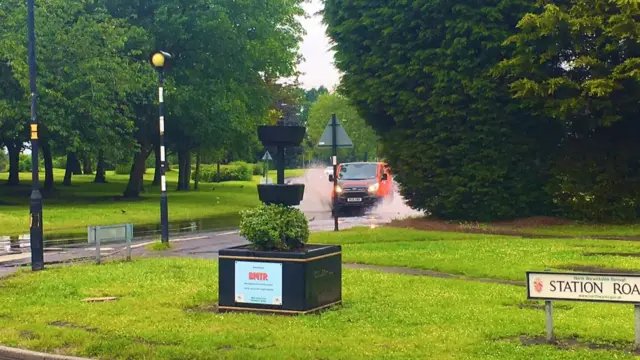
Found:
103,0 -> 305,195
0,0 -> 147,189
497,0 -> 640,221
323,0 -> 562,221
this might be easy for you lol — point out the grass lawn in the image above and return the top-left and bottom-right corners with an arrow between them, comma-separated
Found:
0,168 -> 303,239
311,227 -> 640,281
3,228 -> 640,358
1,257 -> 639,360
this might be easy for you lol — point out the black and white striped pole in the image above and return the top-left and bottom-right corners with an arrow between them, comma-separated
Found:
150,51 -> 172,243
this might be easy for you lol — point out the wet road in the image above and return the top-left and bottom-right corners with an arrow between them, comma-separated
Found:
0,168 -> 423,269
292,167 -> 422,231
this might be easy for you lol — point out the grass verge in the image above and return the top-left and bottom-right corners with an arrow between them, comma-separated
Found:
310,227 -> 640,281
144,241 -> 172,252
0,168 -> 303,238
0,257 -> 638,359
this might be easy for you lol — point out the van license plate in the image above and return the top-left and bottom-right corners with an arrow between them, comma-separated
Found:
347,197 -> 362,202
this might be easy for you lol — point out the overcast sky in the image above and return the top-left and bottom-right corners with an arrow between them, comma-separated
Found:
295,0 -> 340,90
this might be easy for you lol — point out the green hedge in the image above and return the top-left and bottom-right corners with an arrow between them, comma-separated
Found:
193,162 -> 253,182
114,163 -> 132,175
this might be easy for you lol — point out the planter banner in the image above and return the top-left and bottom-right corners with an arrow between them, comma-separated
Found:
527,271 -> 640,303
235,261 -> 283,305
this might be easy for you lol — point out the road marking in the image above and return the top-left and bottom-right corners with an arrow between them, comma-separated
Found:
0,253 -> 31,262
215,231 -> 239,236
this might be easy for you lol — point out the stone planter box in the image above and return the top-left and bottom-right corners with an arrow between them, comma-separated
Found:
218,244 -> 342,315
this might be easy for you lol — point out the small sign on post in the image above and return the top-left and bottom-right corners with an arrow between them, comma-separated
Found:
527,270 -> 640,348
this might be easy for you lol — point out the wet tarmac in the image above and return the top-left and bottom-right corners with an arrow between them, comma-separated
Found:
292,167 -> 422,231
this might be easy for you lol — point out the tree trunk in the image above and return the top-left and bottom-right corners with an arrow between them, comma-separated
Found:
122,147 -> 149,197
5,142 -> 19,186
152,144 -> 161,186
63,152 -> 76,186
94,151 -> 106,183
82,154 -> 93,175
72,153 -> 82,175
194,150 -> 201,190
42,140 -> 54,191
176,149 -> 191,191
216,162 -> 221,183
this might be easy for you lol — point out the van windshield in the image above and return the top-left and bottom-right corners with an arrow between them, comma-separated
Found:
338,163 -> 377,180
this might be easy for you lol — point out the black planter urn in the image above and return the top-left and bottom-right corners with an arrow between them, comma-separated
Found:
258,125 -> 306,147
257,184 -> 305,206
218,244 -> 342,315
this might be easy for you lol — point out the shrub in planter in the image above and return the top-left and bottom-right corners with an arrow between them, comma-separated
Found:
219,203 -> 341,314
238,203 -> 309,250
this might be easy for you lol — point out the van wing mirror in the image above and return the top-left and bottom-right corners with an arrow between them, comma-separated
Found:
328,174 -> 334,182
381,173 -> 388,181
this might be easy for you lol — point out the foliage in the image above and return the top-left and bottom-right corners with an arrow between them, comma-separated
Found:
0,148 -> 7,172
239,203 -> 309,250
52,156 -> 67,169
114,163 -> 146,175
323,0 -> 562,221
305,93 -> 378,162
193,163 -> 253,182
496,0 -> 640,221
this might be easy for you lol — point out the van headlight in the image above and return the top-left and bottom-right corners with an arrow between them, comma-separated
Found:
335,185 -> 343,194
368,183 -> 379,193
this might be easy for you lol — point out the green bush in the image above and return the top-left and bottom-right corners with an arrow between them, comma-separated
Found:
114,163 -> 132,175
193,163 -> 252,182
0,149 -> 7,172
253,163 -> 263,175
239,203 -> 309,250
52,156 -> 66,169
18,154 -> 43,172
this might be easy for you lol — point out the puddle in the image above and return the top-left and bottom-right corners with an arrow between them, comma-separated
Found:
0,216 -> 239,249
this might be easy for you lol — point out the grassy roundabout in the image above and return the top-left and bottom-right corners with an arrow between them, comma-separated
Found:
1,227 -> 640,359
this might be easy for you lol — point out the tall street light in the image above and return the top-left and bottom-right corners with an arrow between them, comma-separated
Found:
150,51 -> 171,243
27,0 -> 44,270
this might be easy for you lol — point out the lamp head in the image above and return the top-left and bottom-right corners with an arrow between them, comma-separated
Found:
150,51 -> 172,69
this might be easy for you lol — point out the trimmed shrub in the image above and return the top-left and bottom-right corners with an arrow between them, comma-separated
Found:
114,163 -> 132,175
239,203 -> 309,250
193,162 -> 252,182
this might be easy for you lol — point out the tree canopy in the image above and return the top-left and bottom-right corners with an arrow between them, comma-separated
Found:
323,0 -> 640,222
0,0 -> 305,197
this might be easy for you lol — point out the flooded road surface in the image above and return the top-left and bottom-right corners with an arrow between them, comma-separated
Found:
290,167 -> 423,231
0,167 -> 423,252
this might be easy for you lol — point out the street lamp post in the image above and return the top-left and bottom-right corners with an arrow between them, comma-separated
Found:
150,51 -> 172,243
27,0 -> 44,271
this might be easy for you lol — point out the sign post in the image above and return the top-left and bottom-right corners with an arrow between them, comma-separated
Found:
261,150 -> 272,182
318,114 -> 353,231
526,270 -> 640,348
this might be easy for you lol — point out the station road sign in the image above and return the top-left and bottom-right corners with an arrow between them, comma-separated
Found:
318,117 -> 353,148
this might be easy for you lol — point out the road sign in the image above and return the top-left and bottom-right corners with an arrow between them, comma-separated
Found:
317,117 -> 353,148
262,150 -> 272,161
